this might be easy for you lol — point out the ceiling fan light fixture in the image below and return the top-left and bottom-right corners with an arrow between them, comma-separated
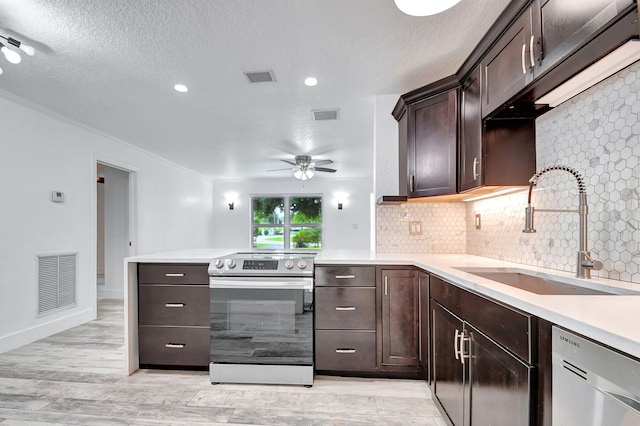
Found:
394,0 -> 462,16
294,168 -> 315,180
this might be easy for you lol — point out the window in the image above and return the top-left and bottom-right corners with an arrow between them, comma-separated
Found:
252,196 -> 322,250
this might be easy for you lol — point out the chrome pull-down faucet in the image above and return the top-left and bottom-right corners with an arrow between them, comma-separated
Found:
523,165 -> 603,279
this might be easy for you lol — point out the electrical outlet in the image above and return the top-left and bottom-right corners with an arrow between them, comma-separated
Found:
475,214 -> 481,229
409,221 -> 422,236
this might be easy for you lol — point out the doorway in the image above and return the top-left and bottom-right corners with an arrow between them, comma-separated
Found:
96,163 -> 131,300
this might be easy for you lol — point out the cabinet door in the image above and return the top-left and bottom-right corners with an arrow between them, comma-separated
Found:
432,302 -> 465,426
532,0 -> 633,78
459,66 -> 482,192
468,323 -> 533,426
381,269 -> 419,366
407,90 -> 457,197
418,272 -> 430,379
481,8 -> 534,117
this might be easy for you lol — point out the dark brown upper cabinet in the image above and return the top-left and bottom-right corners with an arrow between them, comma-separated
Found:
481,8 -> 535,118
461,66 -> 537,193
407,90 -> 457,197
459,67 -> 483,192
531,0 -> 635,79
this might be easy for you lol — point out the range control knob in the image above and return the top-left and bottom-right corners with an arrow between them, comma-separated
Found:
284,260 -> 295,269
214,259 -> 224,269
226,259 -> 237,269
297,260 -> 307,270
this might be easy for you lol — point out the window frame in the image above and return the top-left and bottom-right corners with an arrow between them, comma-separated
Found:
250,194 -> 323,251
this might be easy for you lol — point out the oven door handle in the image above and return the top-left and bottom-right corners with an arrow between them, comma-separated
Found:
210,277 -> 313,290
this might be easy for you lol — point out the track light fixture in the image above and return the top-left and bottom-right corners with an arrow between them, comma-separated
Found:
0,34 -> 35,72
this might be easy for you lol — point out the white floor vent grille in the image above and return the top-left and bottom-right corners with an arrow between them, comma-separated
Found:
38,253 -> 77,315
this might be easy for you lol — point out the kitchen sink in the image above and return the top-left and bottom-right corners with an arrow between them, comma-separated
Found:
454,267 -> 640,295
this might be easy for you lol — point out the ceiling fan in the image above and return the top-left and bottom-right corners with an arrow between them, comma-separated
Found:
268,155 -> 337,180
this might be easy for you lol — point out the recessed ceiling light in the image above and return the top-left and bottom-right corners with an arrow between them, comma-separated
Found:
174,84 -> 188,93
304,77 -> 318,87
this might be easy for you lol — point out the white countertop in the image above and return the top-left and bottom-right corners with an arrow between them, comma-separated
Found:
125,249 -> 640,359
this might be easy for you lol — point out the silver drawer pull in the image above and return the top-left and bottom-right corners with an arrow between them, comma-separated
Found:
335,275 -> 356,279
165,273 -> 185,277
165,343 -> 185,349
335,306 -> 356,311
336,348 -> 356,354
165,303 -> 185,308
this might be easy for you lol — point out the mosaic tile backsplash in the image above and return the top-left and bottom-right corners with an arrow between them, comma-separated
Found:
376,203 -> 466,253
377,60 -> 640,284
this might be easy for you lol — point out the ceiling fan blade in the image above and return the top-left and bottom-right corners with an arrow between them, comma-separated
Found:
281,159 -> 297,166
267,167 -> 297,172
315,167 -> 337,173
313,159 -> 333,166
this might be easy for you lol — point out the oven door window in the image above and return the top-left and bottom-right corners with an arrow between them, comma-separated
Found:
210,288 -> 313,366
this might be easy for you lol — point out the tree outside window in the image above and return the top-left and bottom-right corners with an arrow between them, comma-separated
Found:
252,196 -> 322,250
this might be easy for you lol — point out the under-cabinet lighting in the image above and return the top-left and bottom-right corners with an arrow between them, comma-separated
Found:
536,40 -> 640,107
462,188 -> 524,202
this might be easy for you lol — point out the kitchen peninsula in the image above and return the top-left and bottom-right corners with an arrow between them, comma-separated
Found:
125,249 -> 640,374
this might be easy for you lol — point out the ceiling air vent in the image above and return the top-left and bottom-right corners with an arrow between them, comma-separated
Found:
312,109 -> 339,121
243,70 -> 276,83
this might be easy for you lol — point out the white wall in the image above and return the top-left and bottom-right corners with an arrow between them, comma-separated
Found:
0,93 -> 214,353
373,94 -> 401,200
211,178 -> 372,250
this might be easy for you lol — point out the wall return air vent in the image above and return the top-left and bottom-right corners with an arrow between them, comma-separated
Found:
243,70 -> 277,83
38,253 -> 77,315
312,109 -> 339,121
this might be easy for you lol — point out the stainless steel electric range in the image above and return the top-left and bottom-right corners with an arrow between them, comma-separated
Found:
208,252 -> 315,386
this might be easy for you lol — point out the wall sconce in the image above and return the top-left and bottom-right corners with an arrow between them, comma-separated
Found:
334,192 -> 349,210
224,192 -> 238,211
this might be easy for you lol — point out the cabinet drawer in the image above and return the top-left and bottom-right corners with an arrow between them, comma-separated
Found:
431,276 -> 534,363
315,330 -> 377,371
315,287 -> 376,330
139,285 -> 210,326
315,266 -> 375,287
138,263 -> 209,285
139,326 -> 210,367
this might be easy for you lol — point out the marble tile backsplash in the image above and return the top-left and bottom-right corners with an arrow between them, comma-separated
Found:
468,60 -> 640,283
376,61 -> 640,284
376,203 -> 466,253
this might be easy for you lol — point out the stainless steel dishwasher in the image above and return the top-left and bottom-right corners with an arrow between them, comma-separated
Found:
552,326 -> 640,425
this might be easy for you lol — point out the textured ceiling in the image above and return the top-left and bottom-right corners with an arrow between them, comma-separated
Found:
0,0 -> 510,180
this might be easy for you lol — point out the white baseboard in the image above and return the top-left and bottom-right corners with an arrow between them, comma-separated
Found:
0,308 -> 95,354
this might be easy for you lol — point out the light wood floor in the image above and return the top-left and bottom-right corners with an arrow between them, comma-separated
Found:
0,300 -> 446,425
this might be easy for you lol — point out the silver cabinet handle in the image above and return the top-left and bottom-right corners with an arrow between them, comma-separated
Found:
472,157 -> 479,180
165,343 -> 185,349
165,273 -> 185,277
335,275 -> 356,279
384,276 -> 388,296
165,303 -> 185,308
336,349 -> 356,354
529,35 -> 536,68
335,306 -> 356,311
454,329 -> 461,361
521,43 -> 527,74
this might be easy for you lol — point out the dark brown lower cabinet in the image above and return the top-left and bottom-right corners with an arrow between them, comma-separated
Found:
432,303 -> 465,426
432,302 -> 533,426
381,269 -> 420,367
138,263 -> 210,368
431,273 -> 537,426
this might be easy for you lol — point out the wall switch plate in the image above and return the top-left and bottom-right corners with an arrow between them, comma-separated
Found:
475,214 -> 481,229
51,191 -> 64,203
409,221 -> 422,236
